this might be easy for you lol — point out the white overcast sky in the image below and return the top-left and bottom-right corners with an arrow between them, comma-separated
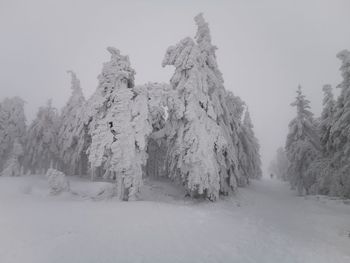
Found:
1,0 -> 350,175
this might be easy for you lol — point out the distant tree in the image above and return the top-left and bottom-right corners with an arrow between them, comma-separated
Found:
328,50 -> 350,197
302,84 -> 336,195
58,71 -> 89,175
269,147 -> 289,181
0,97 -> 26,172
285,86 -> 320,195
240,109 -> 262,180
1,139 -> 24,176
320,84 -> 335,152
24,100 -> 60,174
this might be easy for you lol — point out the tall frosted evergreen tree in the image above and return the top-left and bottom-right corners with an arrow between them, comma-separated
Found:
1,139 -> 24,176
58,71 -> 89,175
161,14 -> 260,200
328,50 -> 350,197
320,84 -> 335,152
302,84 -> 336,195
0,97 -> 26,173
240,109 -> 262,180
285,86 -> 320,195
24,100 -> 60,174
162,15 -> 226,200
87,47 -> 152,200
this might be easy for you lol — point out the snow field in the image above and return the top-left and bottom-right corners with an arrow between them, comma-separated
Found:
0,175 -> 349,263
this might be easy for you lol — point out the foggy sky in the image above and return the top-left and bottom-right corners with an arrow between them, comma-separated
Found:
1,0 -> 350,175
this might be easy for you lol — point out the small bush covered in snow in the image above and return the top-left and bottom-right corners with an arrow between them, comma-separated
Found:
46,168 -> 70,195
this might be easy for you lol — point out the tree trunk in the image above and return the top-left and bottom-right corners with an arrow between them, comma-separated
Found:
91,166 -> 95,181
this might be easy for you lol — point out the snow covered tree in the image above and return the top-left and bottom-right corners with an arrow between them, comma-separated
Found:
320,84 -> 335,152
162,17 -> 223,200
87,47 -> 152,200
222,92 -> 250,187
161,14 -> 258,200
285,86 -> 320,195
239,109 -> 262,180
0,97 -> 26,172
328,50 -> 350,198
58,71 -> 89,176
24,100 -> 60,174
1,139 -> 24,176
301,84 -> 336,195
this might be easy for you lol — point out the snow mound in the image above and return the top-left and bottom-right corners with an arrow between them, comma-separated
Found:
70,181 -> 118,200
139,177 -> 188,203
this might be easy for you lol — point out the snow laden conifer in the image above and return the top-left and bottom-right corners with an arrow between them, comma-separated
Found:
24,100 -> 60,174
285,86 -> 320,195
0,97 -> 26,172
1,139 -> 24,176
239,109 -> 262,180
328,50 -> 350,197
161,14 -> 258,200
87,47 -> 152,200
222,92 -> 249,187
303,84 -> 336,195
58,71 -> 89,175
320,84 -> 335,152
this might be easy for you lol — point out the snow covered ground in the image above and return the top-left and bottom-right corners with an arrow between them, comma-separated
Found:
0,175 -> 349,263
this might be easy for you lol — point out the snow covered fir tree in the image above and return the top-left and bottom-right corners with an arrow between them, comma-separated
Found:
285,86 -> 320,195
58,71 -> 89,176
160,13 -> 262,200
0,97 -> 26,175
86,47 -> 152,201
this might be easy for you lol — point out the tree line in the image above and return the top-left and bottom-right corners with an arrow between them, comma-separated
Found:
270,50 -> 350,198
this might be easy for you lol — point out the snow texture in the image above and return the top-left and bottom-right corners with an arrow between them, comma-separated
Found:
0,175 -> 349,263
